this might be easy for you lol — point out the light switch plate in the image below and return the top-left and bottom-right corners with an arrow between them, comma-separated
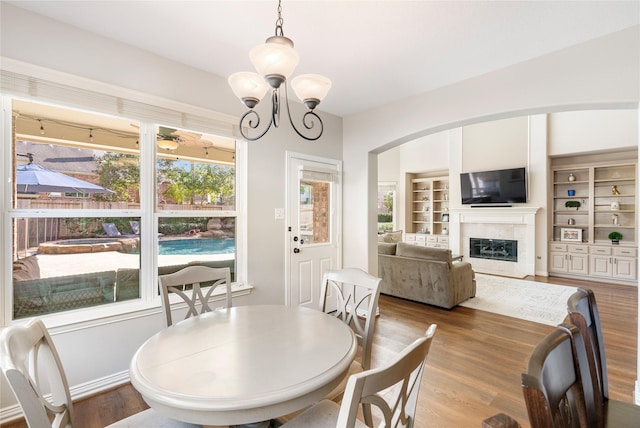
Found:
275,208 -> 285,220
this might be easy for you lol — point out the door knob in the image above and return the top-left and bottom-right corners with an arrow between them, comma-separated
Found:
293,248 -> 300,253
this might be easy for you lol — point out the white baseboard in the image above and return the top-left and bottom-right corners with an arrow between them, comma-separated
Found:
1,370 -> 129,425
635,379 -> 640,405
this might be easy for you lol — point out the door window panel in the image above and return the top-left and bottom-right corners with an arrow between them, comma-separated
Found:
299,180 -> 331,245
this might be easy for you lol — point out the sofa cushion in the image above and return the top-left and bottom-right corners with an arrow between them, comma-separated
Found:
378,230 -> 403,243
396,243 -> 452,263
378,243 -> 397,255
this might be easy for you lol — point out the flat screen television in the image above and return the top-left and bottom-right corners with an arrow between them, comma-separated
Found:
460,167 -> 527,205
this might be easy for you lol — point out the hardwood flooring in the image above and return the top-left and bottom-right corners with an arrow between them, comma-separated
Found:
1,276 -> 637,428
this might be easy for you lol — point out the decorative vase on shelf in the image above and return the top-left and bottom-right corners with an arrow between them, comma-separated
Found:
568,218 -> 575,225
568,189 -> 575,196
611,201 -> 620,211
568,173 -> 576,182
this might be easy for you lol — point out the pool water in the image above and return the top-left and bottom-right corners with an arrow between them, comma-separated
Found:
159,238 -> 235,255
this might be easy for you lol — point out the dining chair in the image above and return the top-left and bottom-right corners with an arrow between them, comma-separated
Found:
566,288 -> 640,426
319,267 -> 382,413
0,318 -> 200,428
280,324 -> 437,428
521,323 -> 594,427
158,265 -> 232,327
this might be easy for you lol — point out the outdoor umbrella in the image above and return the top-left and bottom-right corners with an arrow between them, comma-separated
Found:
16,163 -> 114,194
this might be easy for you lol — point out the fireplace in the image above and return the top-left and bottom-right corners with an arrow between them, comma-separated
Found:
470,238 -> 518,262
449,207 -> 539,278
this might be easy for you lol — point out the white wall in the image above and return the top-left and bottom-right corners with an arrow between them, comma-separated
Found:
462,116 -> 529,172
0,4 -> 343,414
549,109 -> 639,155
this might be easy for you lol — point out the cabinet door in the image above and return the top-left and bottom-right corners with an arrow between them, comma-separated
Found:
613,257 -> 637,280
568,253 -> 589,275
549,251 -> 568,272
589,255 -> 612,277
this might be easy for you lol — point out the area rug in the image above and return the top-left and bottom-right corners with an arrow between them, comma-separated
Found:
459,274 -> 577,326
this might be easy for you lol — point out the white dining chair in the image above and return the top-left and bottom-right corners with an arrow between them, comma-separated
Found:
319,268 -> 382,422
0,318 -> 201,428
158,265 -> 232,327
280,324 -> 437,428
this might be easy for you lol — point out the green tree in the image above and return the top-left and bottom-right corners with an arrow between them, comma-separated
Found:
383,192 -> 394,217
94,153 -> 140,202
158,160 -> 234,205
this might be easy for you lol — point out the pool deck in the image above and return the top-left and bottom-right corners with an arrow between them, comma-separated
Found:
35,252 -> 233,278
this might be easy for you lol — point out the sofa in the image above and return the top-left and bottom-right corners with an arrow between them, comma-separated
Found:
378,242 -> 476,309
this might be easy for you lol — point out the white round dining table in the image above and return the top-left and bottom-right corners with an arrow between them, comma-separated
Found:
129,304 -> 357,426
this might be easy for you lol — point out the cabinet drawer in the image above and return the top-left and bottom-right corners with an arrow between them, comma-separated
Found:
405,234 -> 416,242
549,243 -> 567,252
416,235 -> 426,243
426,236 -> 438,243
568,245 -> 588,254
438,236 -> 449,244
590,246 -> 611,255
613,247 -> 637,257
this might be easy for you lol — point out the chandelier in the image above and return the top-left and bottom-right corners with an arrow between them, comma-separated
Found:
228,0 -> 331,141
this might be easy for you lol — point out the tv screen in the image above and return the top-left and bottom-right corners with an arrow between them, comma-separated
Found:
460,167 -> 527,205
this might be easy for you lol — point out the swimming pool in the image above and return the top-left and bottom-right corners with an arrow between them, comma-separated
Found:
158,238 -> 235,255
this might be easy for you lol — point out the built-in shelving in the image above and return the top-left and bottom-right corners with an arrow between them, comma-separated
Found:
405,173 -> 449,247
549,157 -> 637,283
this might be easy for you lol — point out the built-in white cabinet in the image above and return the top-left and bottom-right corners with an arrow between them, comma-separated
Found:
548,243 -> 637,282
548,243 -> 589,275
405,233 -> 449,249
588,246 -> 637,281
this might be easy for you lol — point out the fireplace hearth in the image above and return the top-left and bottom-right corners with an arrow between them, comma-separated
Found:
470,238 -> 518,262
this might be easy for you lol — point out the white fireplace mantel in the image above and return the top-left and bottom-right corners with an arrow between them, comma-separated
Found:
450,207 -> 540,277
452,206 -> 540,225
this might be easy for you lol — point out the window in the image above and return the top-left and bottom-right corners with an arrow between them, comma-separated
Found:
377,182 -> 396,232
6,97 -> 242,323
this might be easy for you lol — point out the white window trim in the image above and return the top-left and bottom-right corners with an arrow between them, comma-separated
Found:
1,64 -> 250,330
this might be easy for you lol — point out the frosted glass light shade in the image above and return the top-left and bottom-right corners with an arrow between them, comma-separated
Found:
250,42 -> 299,80
228,72 -> 269,105
291,74 -> 331,105
157,138 -> 179,151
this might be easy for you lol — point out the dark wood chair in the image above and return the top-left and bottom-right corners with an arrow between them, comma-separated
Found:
566,288 -> 640,427
521,324 -> 594,427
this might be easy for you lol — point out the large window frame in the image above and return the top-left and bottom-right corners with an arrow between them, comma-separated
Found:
1,69 -> 249,329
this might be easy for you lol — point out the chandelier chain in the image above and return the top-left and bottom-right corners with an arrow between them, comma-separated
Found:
275,0 -> 285,37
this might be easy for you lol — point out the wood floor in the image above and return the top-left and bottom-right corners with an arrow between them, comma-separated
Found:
2,276 -> 637,428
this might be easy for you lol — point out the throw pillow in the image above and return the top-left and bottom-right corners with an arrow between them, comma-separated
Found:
382,230 -> 403,243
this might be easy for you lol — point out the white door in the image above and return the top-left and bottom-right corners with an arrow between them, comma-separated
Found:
286,153 -> 341,308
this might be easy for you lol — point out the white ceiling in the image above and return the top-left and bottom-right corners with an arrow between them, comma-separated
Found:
6,1 -> 640,118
